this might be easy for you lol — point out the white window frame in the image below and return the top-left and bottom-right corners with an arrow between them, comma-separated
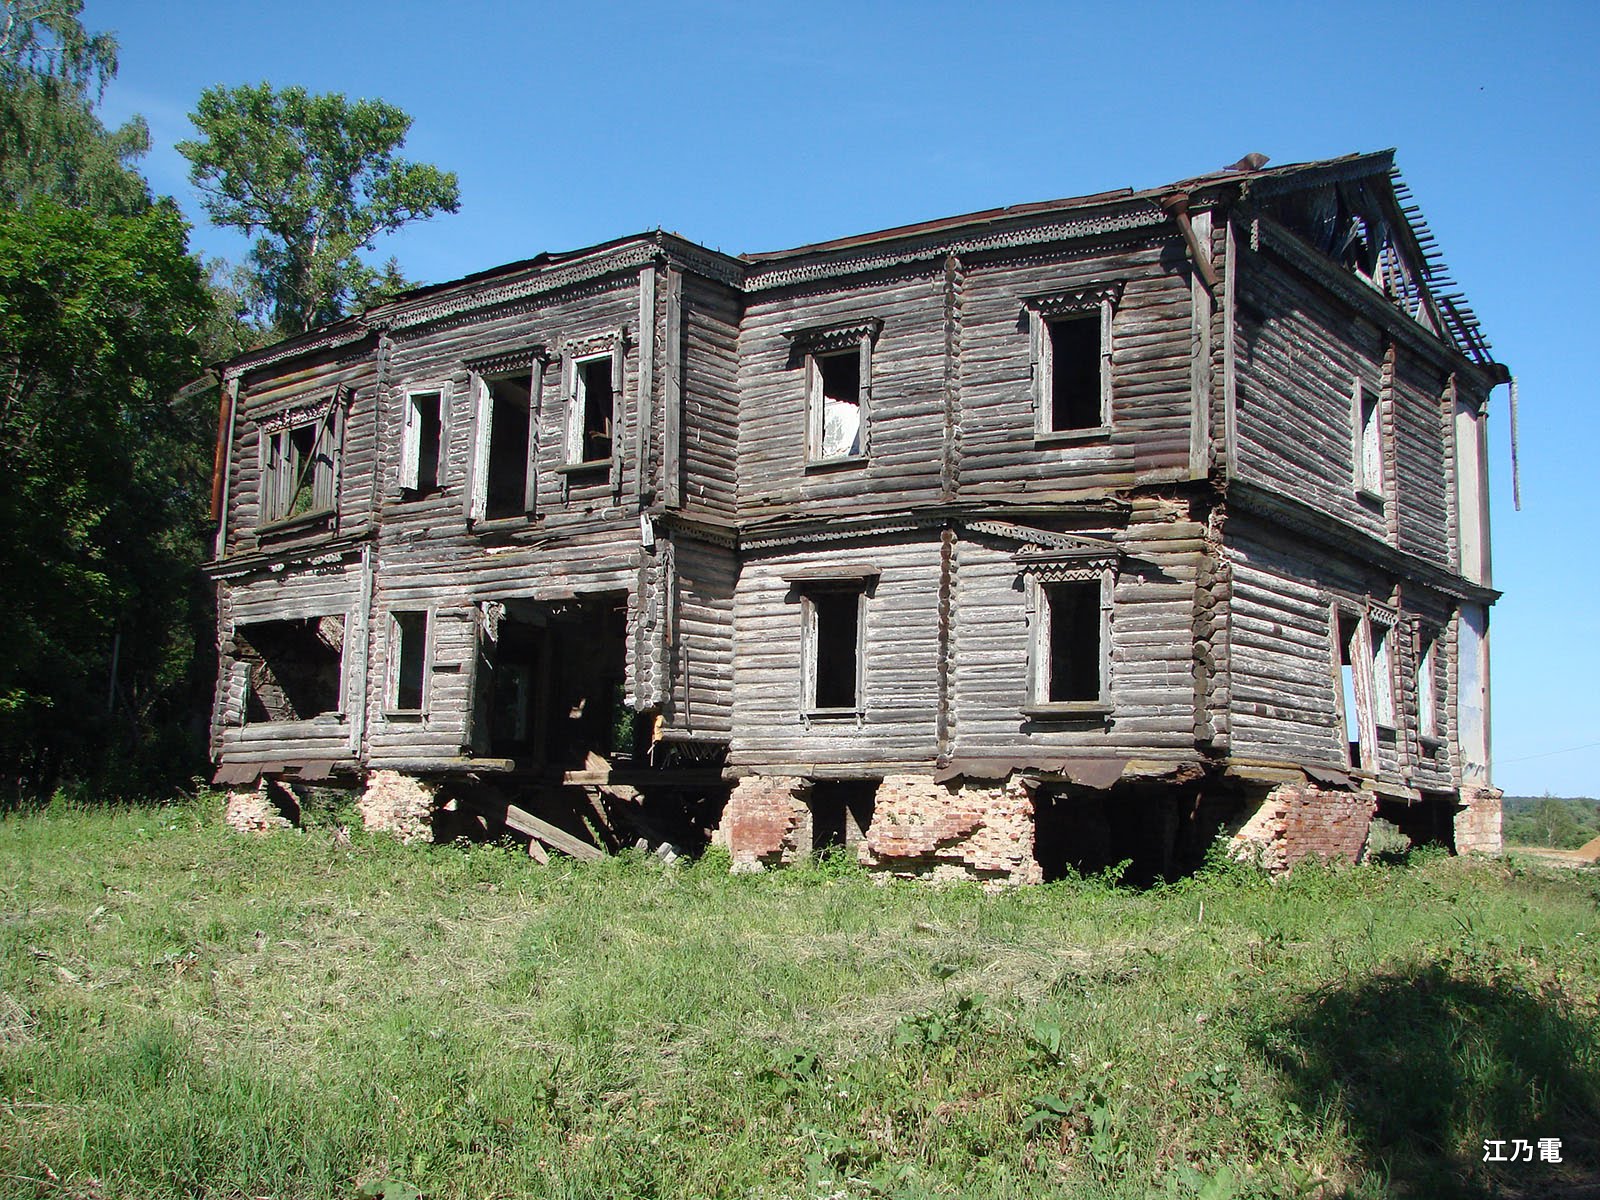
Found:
385,608 -> 433,716
566,342 -> 623,467
398,384 -> 448,494
465,360 -> 543,524
1022,560 -> 1115,716
1027,285 -> 1118,441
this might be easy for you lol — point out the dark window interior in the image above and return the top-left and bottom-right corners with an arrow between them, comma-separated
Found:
1046,582 -> 1100,702
238,617 -> 343,723
819,351 -> 860,407
480,597 -> 640,766
413,391 -> 441,492
485,375 -> 531,519
393,611 -> 428,711
579,358 -> 614,463
1048,315 -> 1102,431
812,591 -> 860,710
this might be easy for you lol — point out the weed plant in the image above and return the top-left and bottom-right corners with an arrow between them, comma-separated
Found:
0,794 -> 1595,1198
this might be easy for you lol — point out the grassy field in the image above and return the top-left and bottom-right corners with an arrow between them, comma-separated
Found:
0,795 -> 1597,1200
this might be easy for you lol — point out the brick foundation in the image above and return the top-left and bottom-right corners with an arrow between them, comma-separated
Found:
356,771 -> 437,843
1230,782 -> 1378,873
861,774 -> 1041,886
1454,785 -> 1503,854
223,779 -> 298,834
716,775 -> 811,870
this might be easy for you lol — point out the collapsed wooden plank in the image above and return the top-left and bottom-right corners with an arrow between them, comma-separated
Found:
466,794 -> 604,861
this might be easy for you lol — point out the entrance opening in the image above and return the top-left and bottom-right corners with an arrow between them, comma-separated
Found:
476,595 -> 645,768
808,781 -> 876,853
1033,785 -> 1178,885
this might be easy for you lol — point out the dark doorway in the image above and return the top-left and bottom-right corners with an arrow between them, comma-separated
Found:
808,781 -> 877,853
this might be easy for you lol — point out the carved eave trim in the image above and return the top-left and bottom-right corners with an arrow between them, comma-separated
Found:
659,237 -> 746,289
783,317 -> 884,353
652,510 -> 739,549
742,515 -> 929,552
222,324 -> 373,384
1025,281 -> 1124,317
389,243 -> 659,331
1365,600 -> 1399,628
746,205 -> 1167,293
465,345 -> 550,377
961,519 -> 1113,554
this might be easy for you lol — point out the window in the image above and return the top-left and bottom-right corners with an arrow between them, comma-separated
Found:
1337,611 -> 1363,768
1354,376 -> 1384,501
810,348 -> 864,460
806,590 -> 863,711
1028,286 -> 1115,437
1416,627 -> 1441,741
570,355 -> 616,465
483,374 -> 533,518
1028,574 -> 1111,711
791,319 -> 879,464
1370,619 -> 1394,728
260,404 -> 338,524
235,616 -> 344,724
399,388 -> 444,494
388,610 -> 430,713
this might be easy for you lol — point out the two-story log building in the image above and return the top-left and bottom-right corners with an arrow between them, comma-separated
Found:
208,150 -> 1506,880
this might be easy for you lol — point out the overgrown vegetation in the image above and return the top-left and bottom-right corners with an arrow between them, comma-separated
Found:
2,798 -> 1595,1198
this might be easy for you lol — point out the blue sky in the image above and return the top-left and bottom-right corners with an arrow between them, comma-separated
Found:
88,0 -> 1599,796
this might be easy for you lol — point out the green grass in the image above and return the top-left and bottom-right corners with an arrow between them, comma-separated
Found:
1,796 -> 1597,1199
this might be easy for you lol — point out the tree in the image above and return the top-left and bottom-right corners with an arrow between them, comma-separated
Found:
0,200 -> 208,796
0,0 -> 151,214
177,83 -> 459,336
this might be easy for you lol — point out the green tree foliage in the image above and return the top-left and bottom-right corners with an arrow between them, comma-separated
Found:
0,0 -> 150,214
178,83 -> 459,335
0,2 -> 215,799
0,200 -> 208,796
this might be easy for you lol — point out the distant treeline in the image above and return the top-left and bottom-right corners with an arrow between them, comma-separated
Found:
1501,795 -> 1600,849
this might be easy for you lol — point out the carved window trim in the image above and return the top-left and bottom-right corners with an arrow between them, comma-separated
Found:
1020,552 -> 1116,717
1026,283 -> 1120,443
787,318 -> 882,467
256,390 -> 344,531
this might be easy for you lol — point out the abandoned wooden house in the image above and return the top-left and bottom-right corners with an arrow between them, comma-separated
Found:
208,149 -> 1507,881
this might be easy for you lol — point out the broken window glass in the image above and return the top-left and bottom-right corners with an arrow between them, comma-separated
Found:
816,351 -> 862,459
576,357 -> 615,463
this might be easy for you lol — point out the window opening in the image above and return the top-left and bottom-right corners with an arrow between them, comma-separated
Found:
1043,581 -> 1101,703
390,611 -> 429,712
809,590 -> 862,711
236,617 -> 343,723
1356,378 -> 1383,499
576,357 -> 615,463
485,375 -> 532,519
1371,621 -> 1394,728
402,389 -> 443,493
1339,612 -> 1362,766
1047,315 -> 1103,431
262,410 -> 336,523
1417,630 -> 1440,740
816,351 -> 862,459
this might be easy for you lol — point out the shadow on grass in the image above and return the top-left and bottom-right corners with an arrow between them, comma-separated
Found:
1254,959 -> 1600,1199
